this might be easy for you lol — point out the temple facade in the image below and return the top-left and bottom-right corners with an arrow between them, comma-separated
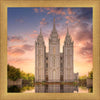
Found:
35,18 -> 78,82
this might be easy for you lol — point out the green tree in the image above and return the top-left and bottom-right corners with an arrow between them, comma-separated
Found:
7,64 -> 35,82
20,71 -> 35,81
7,64 -> 21,81
79,75 -> 87,86
88,69 -> 93,79
79,75 -> 87,80
20,71 -> 28,80
27,73 -> 35,81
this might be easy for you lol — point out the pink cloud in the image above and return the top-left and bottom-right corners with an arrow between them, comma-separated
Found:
40,8 -> 44,12
33,30 -> 37,33
40,21 -> 47,25
7,58 -> 34,68
7,58 -> 35,74
8,36 -> 26,42
66,20 -> 69,24
67,8 -> 73,15
42,18 -> 45,21
34,8 -> 39,13
29,33 -> 38,39
62,11 -> 66,15
8,45 -> 22,49
8,48 -> 25,56
65,15 -> 80,24
72,23 -> 92,63
22,44 -> 34,51
65,16 -> 75,23
79,41 -> 93,62
47,8 -> 66,16
44,7 -> 51,11
7,43 -> 34,57
66,8 -> 77,23
40,18 -> 48,25
67,8 -> 75,15
72,23 -> 92,42
16,19 -> 24,23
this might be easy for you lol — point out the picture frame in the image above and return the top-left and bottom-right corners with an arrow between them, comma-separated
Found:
0,0 -> 100,100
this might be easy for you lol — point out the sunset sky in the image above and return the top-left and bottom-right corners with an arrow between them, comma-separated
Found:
7,7 -> 93,76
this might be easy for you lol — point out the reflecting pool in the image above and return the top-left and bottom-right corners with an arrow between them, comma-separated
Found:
35,84 -> 92,93
8,84 -> 93,93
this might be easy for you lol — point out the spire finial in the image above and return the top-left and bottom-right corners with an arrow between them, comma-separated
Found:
54,17 -> 55,24
53,17 -> 55,30
67,23 -> 69,35
40,28 -> 42,34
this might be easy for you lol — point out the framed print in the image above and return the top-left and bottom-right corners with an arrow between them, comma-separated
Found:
0,0 -> 100,100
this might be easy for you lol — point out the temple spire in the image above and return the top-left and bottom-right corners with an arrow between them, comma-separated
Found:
40,28 -> 42,34
37,27 -> 44,43
53,17 -> 56,30
67,23 -> 69,35
65,23 -> 71,42
50,17 -> 58,39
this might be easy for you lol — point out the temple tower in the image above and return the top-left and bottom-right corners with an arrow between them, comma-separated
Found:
63,24 -> 74,82
48,18 -> 60,82
35,29 -> 46,82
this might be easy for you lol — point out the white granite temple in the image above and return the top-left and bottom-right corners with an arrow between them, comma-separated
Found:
35,18 -> 78,82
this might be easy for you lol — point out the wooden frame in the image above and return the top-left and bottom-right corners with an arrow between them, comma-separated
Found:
0,0 -> 100,100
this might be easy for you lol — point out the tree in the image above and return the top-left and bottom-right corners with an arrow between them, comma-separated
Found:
20,71 -> 35,81
7,64 -> 35,82
79,75 -> 87,80
7,64 -> 21,81
88,69 -> 93,79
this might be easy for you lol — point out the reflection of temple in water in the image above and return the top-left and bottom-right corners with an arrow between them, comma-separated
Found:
35,84 -> 78,93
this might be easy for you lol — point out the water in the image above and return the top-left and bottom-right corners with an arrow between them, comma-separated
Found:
35,84 -> 92,93
8,84 -> 93,93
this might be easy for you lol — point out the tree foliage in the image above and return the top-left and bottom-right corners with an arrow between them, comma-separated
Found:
7,64 -> 35,82
78,69 -> 93,86
21,71 -> 35,81
79,69 -> 93,80
7,64 -> 21,81
88,69 -> 93,79
79,75 -> 87,80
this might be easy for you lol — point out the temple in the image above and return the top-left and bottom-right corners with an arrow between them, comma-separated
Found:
35,18 -> 78,82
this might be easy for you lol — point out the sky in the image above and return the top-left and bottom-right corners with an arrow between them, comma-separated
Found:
7,7 -> 93,76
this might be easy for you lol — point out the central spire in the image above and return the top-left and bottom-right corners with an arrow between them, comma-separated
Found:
53,17 -> 57,32
50,18 -> 58,39
53,17 -> 55,29
67,24 -> 69,35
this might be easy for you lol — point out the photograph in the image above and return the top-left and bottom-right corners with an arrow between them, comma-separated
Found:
7,7 -> 93,93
